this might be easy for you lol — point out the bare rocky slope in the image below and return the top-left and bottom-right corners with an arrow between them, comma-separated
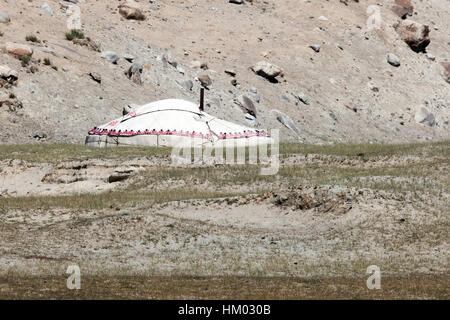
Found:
0,0 -> 449,144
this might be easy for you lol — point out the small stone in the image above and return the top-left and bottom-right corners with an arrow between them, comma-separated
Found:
0,12 -> 10,24
415,107 -> 435,126
251,61 -> 283,82
387,53 -> 401,67
123,54 -> 136,63
101,51 -> 119,64
118,2 -> 146,20
32,131 -> 47,139
180,79 -> 193,91
197,74 -> 212,88
224,69 -> 236,77
0,65 -> 19,81
294,92 -> 309,105
309,44 -> 321,53
89,72 -> 102,83
190,60 -> 208,70
40,3 -> 53,16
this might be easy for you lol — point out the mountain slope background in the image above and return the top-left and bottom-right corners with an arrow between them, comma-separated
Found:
0,0 -> 449,144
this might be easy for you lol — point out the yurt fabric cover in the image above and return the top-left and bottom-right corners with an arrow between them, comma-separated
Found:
85,99 -> 272,147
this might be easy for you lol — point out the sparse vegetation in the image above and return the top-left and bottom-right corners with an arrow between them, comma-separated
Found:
1,275 -> 448,299
9,93 -> 15,99
25,34 -> 40,43
65,29 -> 85,41
19,56 -> 31,67
0,140 -> 448,299
43,58 -> 51,66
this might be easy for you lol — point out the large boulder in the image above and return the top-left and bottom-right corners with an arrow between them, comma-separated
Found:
118,1 -> 146,21
394,19 -> 430,53
5,42 -> 33,57
392,0 -> 414,19
415,107 -> 435,127
252,61 -> 283,82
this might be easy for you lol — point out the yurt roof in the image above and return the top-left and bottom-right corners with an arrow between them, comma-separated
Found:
88,99 -> 270,140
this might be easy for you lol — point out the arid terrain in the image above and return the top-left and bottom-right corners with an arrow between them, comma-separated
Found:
0,0 -> 449,299
0,0 -> 449,144
0,142 -> 448,299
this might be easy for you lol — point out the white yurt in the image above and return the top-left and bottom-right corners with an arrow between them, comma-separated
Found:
85,98 -> 272,148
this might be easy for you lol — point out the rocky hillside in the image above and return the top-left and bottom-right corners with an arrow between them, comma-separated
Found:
0,0 -> 449,144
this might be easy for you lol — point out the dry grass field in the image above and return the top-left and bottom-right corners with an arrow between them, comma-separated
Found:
0,141 -> 449,299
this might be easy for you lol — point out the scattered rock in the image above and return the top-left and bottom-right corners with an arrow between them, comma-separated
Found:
293,92 -> 310,105
125,62 -> 143,84
123,54 -> 136,63
108,168 -> 135,183
163,51 -> 177,68
5,42 -> 33,57
441,62 -> 450,84
0,12 -> 10,24
344,102 -> 358,113
252,61 -> 283,83
190,60 -> 208,70
118,1 -> 146,20
0,65 -> 18,82
32,131 -> 47,140
237,95 -> 257,117
329,111 -> 338,121
387,53 -> 401,67
415,107 -> 435,126
40,3 -> 53,16
180,79 -> 193,91
197,74 -> 212,88
224,69 -> 236,77
426,53 -> 435,61
101,51 -> 119,64
392,0 -> 413,19
244,113 -> 259,127
89,72 -> 102,83
73,38 -> 100,52
395,19 -> 430,53
229,0 -> 244,4
368,82 -> 379,92
277,115 -> 300,136
122,104 -> 139,116
309,44 -> 321,53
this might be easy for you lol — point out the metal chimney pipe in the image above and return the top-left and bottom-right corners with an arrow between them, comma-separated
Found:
199,88 -> 204,112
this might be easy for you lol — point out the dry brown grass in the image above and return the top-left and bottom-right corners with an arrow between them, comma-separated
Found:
1,140 -> 448,163
1,274 -> 448,299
